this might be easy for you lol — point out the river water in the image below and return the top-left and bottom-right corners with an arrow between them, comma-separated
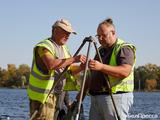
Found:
0,88 -> 159,120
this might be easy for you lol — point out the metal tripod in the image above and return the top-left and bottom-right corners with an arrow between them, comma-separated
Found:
30,36 -> 120,120
75,36 -> 121,120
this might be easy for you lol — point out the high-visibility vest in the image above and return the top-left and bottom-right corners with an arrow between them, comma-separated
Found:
102,39 -> 136,93
63,69 -> 81,91
27,39 -> 77,103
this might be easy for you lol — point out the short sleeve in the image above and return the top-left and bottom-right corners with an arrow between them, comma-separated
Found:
37,47 -> 53,58
117,46 -> 135,66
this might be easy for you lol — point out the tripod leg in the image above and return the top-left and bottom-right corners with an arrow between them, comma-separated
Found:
76,41 -> 92,120
93,42 -> 121,120
73,40 -> 87,56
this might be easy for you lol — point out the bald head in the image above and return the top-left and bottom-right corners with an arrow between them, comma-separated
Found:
98,18 -> 115,33
96,18 -> 117,47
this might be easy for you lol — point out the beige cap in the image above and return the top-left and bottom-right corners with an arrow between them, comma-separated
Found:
52,19 -> 77,34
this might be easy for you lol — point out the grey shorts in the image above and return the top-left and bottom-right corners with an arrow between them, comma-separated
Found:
89,92 -> 133,120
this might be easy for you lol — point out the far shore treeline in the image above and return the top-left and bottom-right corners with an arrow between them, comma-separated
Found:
0,63 -> 160,91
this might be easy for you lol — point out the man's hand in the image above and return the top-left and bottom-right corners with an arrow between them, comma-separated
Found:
74,55 -> 86,64
67,100 -> 78,112
89,59 -> 103,71
79,63 -> 86,70
66,101 -> 73,109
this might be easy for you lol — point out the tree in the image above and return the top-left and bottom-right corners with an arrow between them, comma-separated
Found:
0,67 -> 2,77
0,64 -> 30,87
0,69 -> 9,87
0,67 -> 2,86
134,66 -> 148,90
134,63 -> 160,91
145,79 -> 157,91
17,64 -> 30,86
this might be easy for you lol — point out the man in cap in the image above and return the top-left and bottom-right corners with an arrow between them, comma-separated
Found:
27,19 -> 86,120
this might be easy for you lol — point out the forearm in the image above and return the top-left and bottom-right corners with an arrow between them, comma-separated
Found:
49,57 -> 76,69
42,51 -> 87,71
101,64 -> 132,78
42,55 -> 76,70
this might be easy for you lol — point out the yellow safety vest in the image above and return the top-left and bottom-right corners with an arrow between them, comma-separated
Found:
103,39 -> 136,93
27,39 -> 77,103
63,69 -> 81,91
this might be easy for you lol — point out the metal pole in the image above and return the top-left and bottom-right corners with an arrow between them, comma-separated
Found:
92,37 -> 121,120
76,37 -> 92,120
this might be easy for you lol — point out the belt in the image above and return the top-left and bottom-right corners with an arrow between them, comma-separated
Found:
89,91 -> 128,96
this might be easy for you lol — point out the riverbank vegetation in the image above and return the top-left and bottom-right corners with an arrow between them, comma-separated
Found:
0,63 -> 160,91
0,64 -> 30,88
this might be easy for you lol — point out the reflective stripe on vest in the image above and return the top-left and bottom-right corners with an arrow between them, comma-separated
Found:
29,83 -> 50,94
108,39 -> 136,93
31,70 -> 54,80
27,72 -> 54,103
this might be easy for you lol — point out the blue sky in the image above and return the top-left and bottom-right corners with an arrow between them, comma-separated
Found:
0,0 -> 160,69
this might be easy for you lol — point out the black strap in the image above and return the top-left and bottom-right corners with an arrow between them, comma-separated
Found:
89,91 -> 128,96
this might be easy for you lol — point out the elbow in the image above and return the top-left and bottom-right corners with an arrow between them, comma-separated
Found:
46,65 -> 53,71
46,63 -> 57,70
48,65 -> 58,70
120,72 -> 130,78
119,65 -> 132,78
